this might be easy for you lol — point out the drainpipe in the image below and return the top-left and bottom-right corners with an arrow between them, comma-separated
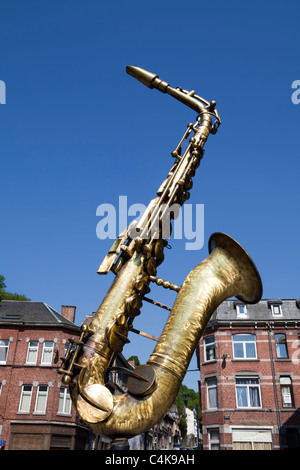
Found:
266,322 -> 283,449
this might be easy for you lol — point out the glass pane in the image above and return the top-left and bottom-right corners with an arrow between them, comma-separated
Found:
237,305 -> 246,314
42,342 -> 54,363
282,386 -> 293,407
236,377 -> 258,385
205,336 -> 214,345
27,350 -> 37,363
27,341 -> 39,363
207,380 -> 217,408
58,390 -> 64,413
20,386 -> 32,412
246,342 -> 256,358
234,343 -> 244,358
206,344 -> 215,360
207,378 -> 216,387
35,387 -> 47,413
236,386 -> 248,407
208,388 -> 217,408
210,430 -> 219,440
0,340 -> 8,362
20,394 -> 31,412
276,343 -> 288,358
233,334 -> 255,342
65,393 -> 71,414
0,349 -> 7,362
249,386 -> 260,407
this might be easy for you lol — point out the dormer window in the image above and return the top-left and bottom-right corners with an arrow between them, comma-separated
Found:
272,304 -> 281,316
268,300 -> 283,317
236,304 -> 247,317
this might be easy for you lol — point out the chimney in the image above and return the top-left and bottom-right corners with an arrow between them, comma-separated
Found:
61,305 -> 76,323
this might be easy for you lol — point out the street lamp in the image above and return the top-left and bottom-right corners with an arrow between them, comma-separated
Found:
182,393 -> 200,449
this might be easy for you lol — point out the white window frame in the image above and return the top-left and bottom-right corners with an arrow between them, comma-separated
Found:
271,303 -> 282,317
280,376 -> 293,408
41,341 -> 54,365
232,334 -> 257,359
208,428 -> 220,450
34,385 -> 48,414
235,376 -> 262,409
275,333 -> 288,358
18,384 -> 33,413
204,336 -> 216,362
236,304 -> 247,317
0,339 -> 10,364
57,386 -> 72,415
206,377 -> 218,409
26,340 -> 39,364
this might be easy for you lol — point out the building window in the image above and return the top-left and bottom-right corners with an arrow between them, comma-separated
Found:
41,341 -> 54,365
26,341 -> 39,364
58,387 -> 72,415
206,378 -> 218,409
271,303 -> 282,317
280,377 -> 294,408
208,429 -> 220,450
275,334 -> 288,358
34,385 -> 48,414
18,385 -> 33,413
232,334 -> 257,359
0,340 -> 9,364
232,428 -> 273,450
204,336 -> 215,361
235,376 -> 261,408
236,304 -> 247,317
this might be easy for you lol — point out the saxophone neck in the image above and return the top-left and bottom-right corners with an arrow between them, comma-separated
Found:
126,65 -> 221,134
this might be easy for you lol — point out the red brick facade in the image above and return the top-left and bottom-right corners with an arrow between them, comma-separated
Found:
198,299 -> 300,450
0,301 -> 93,450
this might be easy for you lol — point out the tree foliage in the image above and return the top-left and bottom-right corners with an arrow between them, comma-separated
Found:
174,384 -> 201,437
127,355 -> 140,367
0,274 -> 31,301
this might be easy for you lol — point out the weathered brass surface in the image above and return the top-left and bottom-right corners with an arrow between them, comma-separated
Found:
58,66 -> 262,440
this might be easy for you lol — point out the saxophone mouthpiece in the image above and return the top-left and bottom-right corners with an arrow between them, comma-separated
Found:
126,65 -> 160,89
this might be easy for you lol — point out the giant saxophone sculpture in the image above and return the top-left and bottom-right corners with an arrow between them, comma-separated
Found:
58,66 -> 262,446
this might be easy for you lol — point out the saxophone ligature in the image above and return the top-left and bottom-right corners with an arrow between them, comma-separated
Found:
58,66 -> 262,446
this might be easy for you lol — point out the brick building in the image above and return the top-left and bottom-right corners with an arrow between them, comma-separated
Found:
0,301 -> 181,450
0,300 -> 94,450
198,299 -> 300,450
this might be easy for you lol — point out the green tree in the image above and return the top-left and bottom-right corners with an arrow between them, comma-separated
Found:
127,355 -> 140,367
0,274 -> 6,290
0,274 -> 31,301
174,384 -> 201,437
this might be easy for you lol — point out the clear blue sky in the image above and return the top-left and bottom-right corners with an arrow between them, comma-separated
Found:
1,0 -> 299,390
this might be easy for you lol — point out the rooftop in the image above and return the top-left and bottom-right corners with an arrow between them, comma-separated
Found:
208,298 -> 300,325
0,300 -> 79,330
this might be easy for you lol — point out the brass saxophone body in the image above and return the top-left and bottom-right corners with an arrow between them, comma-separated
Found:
58,66 -> 262,441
